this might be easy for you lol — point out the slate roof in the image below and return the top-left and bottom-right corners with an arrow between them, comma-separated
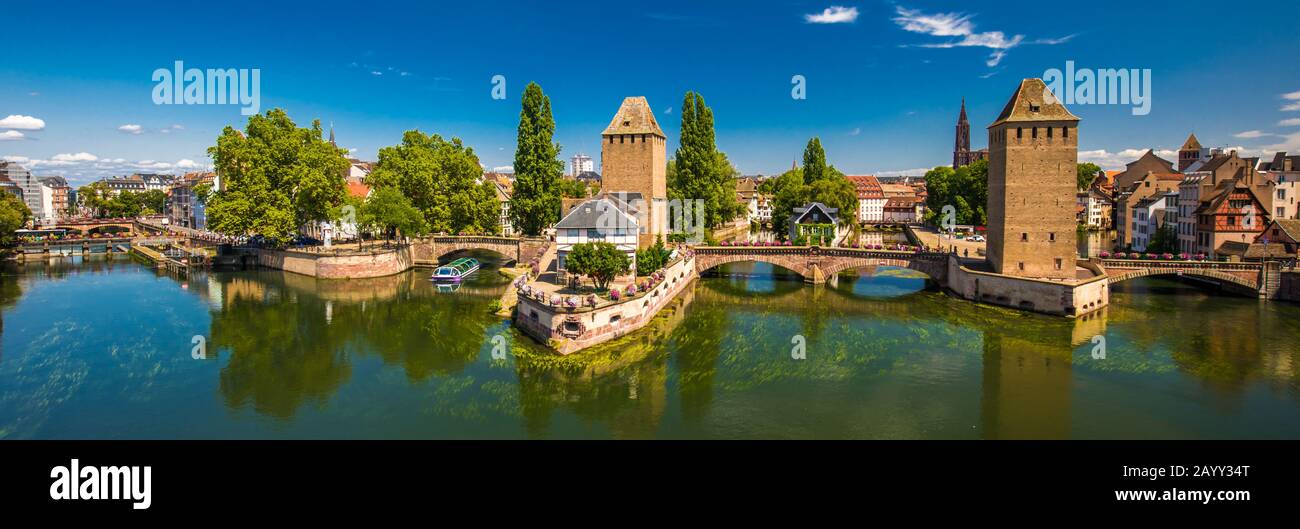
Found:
990,78 -> 1080,127
602,97 -> 665,138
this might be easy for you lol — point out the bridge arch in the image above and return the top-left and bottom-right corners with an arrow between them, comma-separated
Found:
693,247 -> 950,285
1106,268 -> 1259,294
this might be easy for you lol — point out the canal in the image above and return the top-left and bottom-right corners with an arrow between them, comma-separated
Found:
1,254 -> 1298,439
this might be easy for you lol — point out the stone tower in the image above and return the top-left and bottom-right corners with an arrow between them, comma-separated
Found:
986,79 -> 1080,281
953,99 -> 971,169
1177,133 -> 1203,172
601,96 -> 667,248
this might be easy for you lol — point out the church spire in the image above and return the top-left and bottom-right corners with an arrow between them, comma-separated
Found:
953,99 -> 972,169
329,122 -> 336,147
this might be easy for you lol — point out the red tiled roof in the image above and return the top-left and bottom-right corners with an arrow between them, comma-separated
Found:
346,181 -> 371,199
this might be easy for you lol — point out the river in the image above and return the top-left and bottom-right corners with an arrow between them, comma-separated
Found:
1,253 -> 1297,439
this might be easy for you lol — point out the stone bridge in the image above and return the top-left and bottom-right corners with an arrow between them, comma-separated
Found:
54,218 -> 144,234
1099,259 -> 1280,297
412,236 -> 549,266
693,246 -> 951,284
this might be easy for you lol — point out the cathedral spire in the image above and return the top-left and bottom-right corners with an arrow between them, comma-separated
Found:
953,99 -> 972,169
329,122 -> 336,147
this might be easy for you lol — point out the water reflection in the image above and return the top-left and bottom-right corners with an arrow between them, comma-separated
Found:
0,256 -> 1298,439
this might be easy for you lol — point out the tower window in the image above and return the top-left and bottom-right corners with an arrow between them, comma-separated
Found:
1021,233 -> 1028,241
1049,232 -> 1056,241
1032,127 -> 1038,139
1047,127 -> 1053,139
1016,127 -> 1022,139
1054,258 -> 1063,270
1029,103 -> 1041,112
1063,127 -> 1069,138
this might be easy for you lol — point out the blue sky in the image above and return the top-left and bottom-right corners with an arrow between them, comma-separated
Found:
3,0 -> 1300,185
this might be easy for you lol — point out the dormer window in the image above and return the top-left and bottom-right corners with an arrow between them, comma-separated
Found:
1029,103 -> 1041,112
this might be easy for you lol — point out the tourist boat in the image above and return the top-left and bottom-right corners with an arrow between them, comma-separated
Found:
431,257 -> 480,282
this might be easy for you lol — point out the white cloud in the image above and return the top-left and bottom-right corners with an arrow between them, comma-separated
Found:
1262,131 -> 1300,152
371,71 -> 383,76
805,6 -> 859,24
1284,90 -> 1300,100
2,155 -> 30,163
849,127 -> 861,136
0,130 -> 25,141
1234,130 -> 1269,139
117,124 -> 144,135
0,114 -> 46,130
1279,118 -> 1300,127
892,6 -> 1063,67
876,168 -> 931,178
52,152 -> 99,162
175,159 -> 201,169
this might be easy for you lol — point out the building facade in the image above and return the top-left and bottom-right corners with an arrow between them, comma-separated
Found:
845,175 -> 885,223
985,79 -> 1079,280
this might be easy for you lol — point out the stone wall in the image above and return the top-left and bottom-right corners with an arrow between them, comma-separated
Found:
515,253 -> 697,355
946,258 -> 1109,317
254,246 -> 412,279
1276,271 -> 1300,302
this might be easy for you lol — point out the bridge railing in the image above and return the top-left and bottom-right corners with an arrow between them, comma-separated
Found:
1099,259 -> 1262,272
696,245 -> 948,261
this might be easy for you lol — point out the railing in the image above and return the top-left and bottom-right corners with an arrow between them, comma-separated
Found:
1100,259 -> 1262,272
695,245 -> 948,262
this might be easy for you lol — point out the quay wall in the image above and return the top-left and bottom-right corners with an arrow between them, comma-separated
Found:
1278,271 -> 1300,303
252,246 -> 413,279
515,254 -> 697,355
945,256 -> 1109,317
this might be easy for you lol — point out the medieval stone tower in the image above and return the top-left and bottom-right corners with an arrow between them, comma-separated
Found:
986,79 -> 1080,281
601,96 -> 667,248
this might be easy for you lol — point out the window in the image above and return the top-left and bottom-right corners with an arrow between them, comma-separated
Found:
1049,232 -> 1056,242
565,228 -> 579,237
1032,127 -> 1038,139
1016,127 -> 1022,139
1054,258 -> 1063,270
1029,103 -> 1041,112
1047,127 -> 1053,139
1021,232 -> 1028,241
1018,262 -> 1025,271
1063,127 -> 1069,138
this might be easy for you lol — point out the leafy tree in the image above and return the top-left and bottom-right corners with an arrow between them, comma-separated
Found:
670,91 -> 742,228
0,192 -> 32,244
368,130 -> 499,234
565,241 -> 630,291
635,236 -> 671,275
359,187 -> 429,242
558,177 -> 591,199
923,159 -> 988,226
807,176 -> 856,218
510,82 -> 564,236
140,189 -> 167,214
206,108 -> 348,244
1077,162 -> 1102,191
1148,222 -> 1179,254
802,137 -> 828,184
769,169 -> 806,237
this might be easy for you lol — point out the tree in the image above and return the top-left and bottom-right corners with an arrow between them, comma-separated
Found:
565,242 -> 630,291
206,108 -> 348,244
359,187 -> 429,242
1148,222 -> 1179,254
140,189 -> 167,214
510,82 -> 564,236
670,91 -> 742,229
1077,162 -> 1102,191
802,137 -> 828,184
558,177 -> 591,199
368,130 -> 499,234
923,159 -> 988,226
635,236 -> 671,275
0,192 -> 32,244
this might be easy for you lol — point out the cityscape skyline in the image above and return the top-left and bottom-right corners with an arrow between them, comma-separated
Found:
3,0 -> 1300,185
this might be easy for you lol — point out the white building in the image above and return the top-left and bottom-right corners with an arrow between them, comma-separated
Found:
846,175 -> 886,223
554,194 -> 640,278
570,154 -> 594,177
1132,192 -> 1177,253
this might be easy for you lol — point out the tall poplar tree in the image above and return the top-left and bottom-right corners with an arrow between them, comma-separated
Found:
510,82 -> 564,236
670,91 -> 741,228
802,137 -> 828,184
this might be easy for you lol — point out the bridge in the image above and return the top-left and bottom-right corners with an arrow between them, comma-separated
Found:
693,246 -> 951,284
52,218 -> 145,235
1098,258 -> 1280,297
412,236 -> 548,266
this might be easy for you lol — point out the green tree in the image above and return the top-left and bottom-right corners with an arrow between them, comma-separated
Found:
206,108 -> 348,244
1148,222 -> 1179,254
635,236 -> 671,275
140,189 -> 167,214
566,241 -> 630,291
359,187 -> 429,242
1077,162 -> 1102,191
923,160 -> 988,226
670,91 -> 741,228
558,177 -> 591,199
368,130 -> 498,234
510,82 -> 564,236
802,137 -> 828,184
0,192 -> 32,244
